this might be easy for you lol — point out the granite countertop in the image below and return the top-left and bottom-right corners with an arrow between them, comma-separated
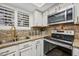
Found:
0,34 -> 51,49
73,39 -> 79,48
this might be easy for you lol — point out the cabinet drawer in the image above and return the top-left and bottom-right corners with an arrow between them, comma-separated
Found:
35,39 -> 41,44
19,42 -> 32,50
0,45 -> 17,56
19,47 -> 32,56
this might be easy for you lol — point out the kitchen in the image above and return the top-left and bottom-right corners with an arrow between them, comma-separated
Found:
0,3 -> 79,56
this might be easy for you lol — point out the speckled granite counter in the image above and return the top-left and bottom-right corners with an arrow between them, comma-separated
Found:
0,34 -> 51,49
73,39 -> 79,48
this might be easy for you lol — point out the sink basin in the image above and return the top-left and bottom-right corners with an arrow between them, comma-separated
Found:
16,36 -> 30,41
0,39 -> 16,44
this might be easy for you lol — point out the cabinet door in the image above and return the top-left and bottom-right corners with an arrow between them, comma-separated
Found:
35,39 -> 43,56
73,47 -> 79,56
43,11 -> 48,26
29,13 -> 34,27
31,42 -> 36,56
74,4 -> 79,24
0,45 -> 18,56
20,47 -> 32,56
36,44 -> 41,56
34,10 -> 42,26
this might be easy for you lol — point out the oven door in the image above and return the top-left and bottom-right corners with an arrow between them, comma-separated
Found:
44,39 -> 72,56
44,40 -> 57,55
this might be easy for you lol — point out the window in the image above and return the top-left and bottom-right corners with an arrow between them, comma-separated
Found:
0,5 -> 14,26
18,11 -> 29,27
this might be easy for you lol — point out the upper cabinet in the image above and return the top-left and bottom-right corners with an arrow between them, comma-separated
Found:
30,10 -> 48,27
33,10 -> 42,27
42,11 -> 48,26
74,4 -> 79,24
34,10 -> 42,26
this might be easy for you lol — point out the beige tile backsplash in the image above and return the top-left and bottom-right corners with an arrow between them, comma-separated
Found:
49,24 -> 79,40
0,23 -> 79,44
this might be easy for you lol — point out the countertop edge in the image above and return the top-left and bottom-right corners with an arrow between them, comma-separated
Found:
0,35 -> 50,49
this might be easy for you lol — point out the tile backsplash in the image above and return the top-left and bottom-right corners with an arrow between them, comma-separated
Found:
0,23 -> 79,44
49,23 -> 79,39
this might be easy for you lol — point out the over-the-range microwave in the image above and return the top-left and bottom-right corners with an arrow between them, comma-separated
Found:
48,5 -> 74,25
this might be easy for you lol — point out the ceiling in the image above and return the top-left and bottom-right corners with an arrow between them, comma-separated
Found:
3,3 -> 56,12
33,3 -> 46,7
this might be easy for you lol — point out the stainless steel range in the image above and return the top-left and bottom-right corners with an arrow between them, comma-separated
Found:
44,30 -> 74,56
45,30 -> 74,49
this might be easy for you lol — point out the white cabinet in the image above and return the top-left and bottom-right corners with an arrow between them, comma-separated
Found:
31,10 -> 48,27
74,4 -> 79,24
19,41 -> 36,56
33,10 -> 43,26
48,3 -> 73,16
31,41 -> 36,56
19,47 -> 32,56
18,39 -> 44,56
0,45 -> 18,56
35,39 -> 44,56
0,39 -> 44,56
36,41 -> 41,56
29,13 -> 34,27
73,47 -> 79,56
19,41 -> 33,56
42,11 -> 48,26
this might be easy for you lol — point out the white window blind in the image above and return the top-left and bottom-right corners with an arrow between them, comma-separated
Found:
18,11 -> 29,27
0,5 -> 14,26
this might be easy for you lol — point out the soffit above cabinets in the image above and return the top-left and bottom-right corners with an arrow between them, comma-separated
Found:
32,3 -> 45,7
2,3 -> 57,12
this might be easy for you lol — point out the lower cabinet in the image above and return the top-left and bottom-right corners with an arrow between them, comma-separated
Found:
35,39 -> 43,56
73,47 -> 79,56
19,47 -> 32,56
19,39 -> 43,56
0,39 -> 44,56
18,41 -> 33,56
36,42 -> 41,56
0,45 -> 18,56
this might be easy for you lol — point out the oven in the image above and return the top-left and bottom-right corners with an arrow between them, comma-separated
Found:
44,30 -> 74,56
